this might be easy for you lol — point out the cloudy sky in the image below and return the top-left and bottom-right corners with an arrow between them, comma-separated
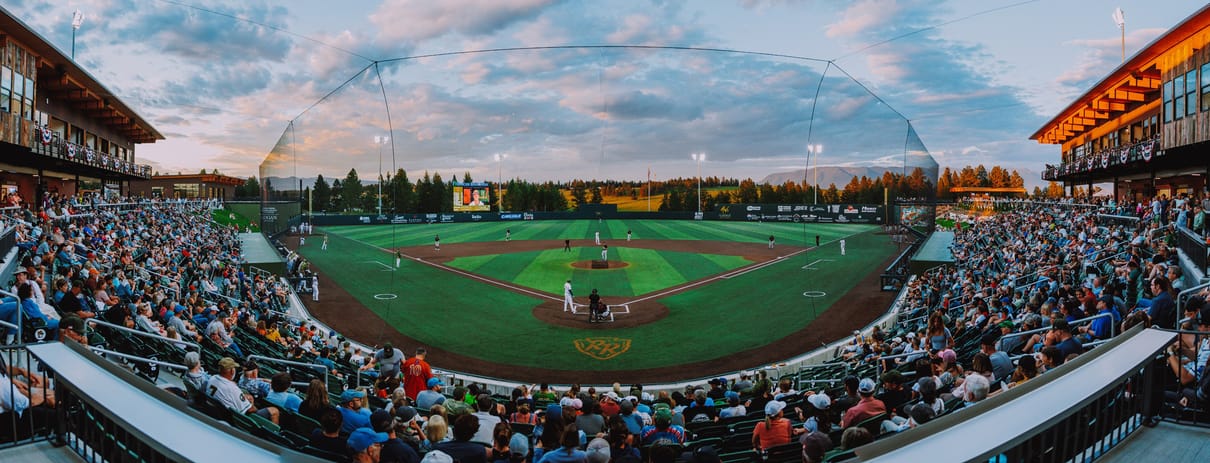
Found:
6,0 -> 1203,185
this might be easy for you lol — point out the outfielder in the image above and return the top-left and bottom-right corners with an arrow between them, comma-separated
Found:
322,235 -> 329,250
563,280 -> 574,312
840,239 -> 847,256
396,251 -> 402,268
594,231 -> 601,245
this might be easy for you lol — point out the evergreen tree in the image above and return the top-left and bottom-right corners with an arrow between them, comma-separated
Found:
339,169 -> 364,211
312,175 -> 331,212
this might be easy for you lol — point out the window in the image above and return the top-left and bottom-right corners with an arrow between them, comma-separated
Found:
1186,69 -> 1198,116
1163,79 -> 1174,122
174,183 -> 199,198
1202,63 -> 1210,111
0,66 -> 9,113
151,187 -> 164,198
1174,73 -> 1186,120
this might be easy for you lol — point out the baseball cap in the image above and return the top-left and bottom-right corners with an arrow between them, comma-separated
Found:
60,316 -> 85,333
654,408 -> 673,423
908,402 -> 936,425
807,393 -> 831,410
997,320 -> 1014,329
586,438 -> 611,463
939,349 -> 958,364
340,389 -> 367,403
724,390 -> 740,401
395,406 -> 418,424
689,445 -> 721,463
857,378 -> 877,394
371,410 -> 396,432
546,404 -> 562,417
217,357 -> 239,371
799,431 -> 833,462
510,433 -> 530,457
764,400 -> 786,416
347,427 -> 389,453
619,398 -> 634,412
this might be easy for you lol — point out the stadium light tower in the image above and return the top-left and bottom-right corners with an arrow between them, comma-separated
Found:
807,144 -> 822,204
375,136 -> 389,215
71,10 -> 85,60
691,153 -> 705,213
494,153 -> 507,211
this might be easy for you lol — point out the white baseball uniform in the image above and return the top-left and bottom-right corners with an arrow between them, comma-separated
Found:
563,281 -> 574,312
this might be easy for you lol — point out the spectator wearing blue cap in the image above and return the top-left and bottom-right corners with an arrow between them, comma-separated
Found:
348,427 -> 389,463
718,391 -> 746,419
340,388 -> 373,434
417,377 -> 447,410
372,409 -> 421,463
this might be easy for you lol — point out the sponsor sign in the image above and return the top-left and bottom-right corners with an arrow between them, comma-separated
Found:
500,213 -> 523,220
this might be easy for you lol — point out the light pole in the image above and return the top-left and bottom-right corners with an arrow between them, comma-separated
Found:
71,10 -> 85,60
691,153 -> 705,213
807,144 -> 822,204
375,136 -> 389,215
494,153 -> 507,211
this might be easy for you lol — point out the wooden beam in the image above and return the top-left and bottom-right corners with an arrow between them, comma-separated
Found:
1117,85 -> 1157,94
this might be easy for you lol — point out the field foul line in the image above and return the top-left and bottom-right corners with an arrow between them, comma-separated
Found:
802,259 -> 834,270
362,260 -> 395,271
358,242 -> 562,303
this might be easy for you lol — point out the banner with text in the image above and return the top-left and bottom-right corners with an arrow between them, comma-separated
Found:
717,204 -> 886,224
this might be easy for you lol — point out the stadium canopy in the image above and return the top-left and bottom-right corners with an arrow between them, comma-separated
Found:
258,46 -> 938,219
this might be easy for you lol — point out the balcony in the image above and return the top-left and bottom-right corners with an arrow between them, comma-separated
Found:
0,111 -> 151,179
1042,137 -> 1162,182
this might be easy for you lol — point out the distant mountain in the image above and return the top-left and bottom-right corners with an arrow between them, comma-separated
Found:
759,166 -> 905,188
759,166 -> 1049,193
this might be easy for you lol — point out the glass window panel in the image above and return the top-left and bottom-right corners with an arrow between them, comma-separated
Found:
1163,80 -> 1173,101
1175,95 -> 1185,120
1187,70 -> 1198,93
0,67 -> 9,91
22,97 -> 31,119
0,89 -> 8,113
1165,101 -> 1173,122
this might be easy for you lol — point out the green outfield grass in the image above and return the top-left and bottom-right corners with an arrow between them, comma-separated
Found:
445,247 -> 752,297
299,220 -> 891,372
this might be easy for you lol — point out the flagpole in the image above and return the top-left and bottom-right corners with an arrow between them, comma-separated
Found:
647,167 -> 651,212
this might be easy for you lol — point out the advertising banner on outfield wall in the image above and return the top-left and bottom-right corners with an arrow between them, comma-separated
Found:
716,204 -> 886,224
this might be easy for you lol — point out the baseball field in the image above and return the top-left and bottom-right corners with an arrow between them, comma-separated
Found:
292,219 -> 900,383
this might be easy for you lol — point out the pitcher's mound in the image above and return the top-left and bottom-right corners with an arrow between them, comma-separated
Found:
570,260 -> 630,270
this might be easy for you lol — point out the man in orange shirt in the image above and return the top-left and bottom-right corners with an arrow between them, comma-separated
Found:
841,378 -> 886,429
402,347 -> 433,400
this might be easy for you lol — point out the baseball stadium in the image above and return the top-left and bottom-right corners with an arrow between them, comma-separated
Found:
2,3 -> 1210,463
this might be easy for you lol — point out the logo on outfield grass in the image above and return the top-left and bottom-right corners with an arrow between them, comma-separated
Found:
574,337 -> 631,360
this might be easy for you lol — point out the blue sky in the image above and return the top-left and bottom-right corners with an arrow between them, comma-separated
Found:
7,0 -> 1204,185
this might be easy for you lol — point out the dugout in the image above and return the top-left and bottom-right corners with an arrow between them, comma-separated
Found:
909,231 -> 956,275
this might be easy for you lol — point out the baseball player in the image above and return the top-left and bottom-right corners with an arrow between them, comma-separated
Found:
601,244 -> 608,261
395,251 -> 402,268
506,229 -> 511,241
627,229 -> 632,241
840,239 -> 846,256
434,235 -> 440,251
594,231 -> 601,245
300,236 -> 306,247
768,235 -> 775,249
563,280 -> 574,312
322,235 -> 329,250
564,239 -> 571,252
311,274 -> 319,302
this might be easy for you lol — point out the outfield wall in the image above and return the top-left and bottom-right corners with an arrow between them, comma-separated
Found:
300,203 -> 888,226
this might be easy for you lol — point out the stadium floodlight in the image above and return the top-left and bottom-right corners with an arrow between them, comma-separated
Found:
1113,7 -> 1125,62
807,144 -> 822,204
71,10 -> 85,59
374,136 -> 389,215
494,153 -> 507,211
690,153 -> 705,213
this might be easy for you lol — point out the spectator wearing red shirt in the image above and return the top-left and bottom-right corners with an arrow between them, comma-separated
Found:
751,400 -> 802,451
841,378 -> 886,429
402,347 -> 433,400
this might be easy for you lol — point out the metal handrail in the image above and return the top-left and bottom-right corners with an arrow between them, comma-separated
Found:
999,312 -> 1116,342
89,346 -> 188,371
246,355 -> 328,375
1177,281 -> 1210,312
86,318 -> 200,351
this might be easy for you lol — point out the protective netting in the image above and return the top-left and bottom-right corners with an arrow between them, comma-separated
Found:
259,46 -> 937,219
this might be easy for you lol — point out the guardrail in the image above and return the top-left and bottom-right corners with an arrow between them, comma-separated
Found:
86,318 -> 200,352
859,326 -> 1173,462
1175,225 -> 1208,274
999,312 -> 1117,343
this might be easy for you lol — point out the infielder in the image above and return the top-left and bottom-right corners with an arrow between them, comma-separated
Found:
768,235 -> 775,249
563,280 -> 574,312
594,231 -> 601,245
506,229 -> 511,241
627,229 -> 632,241
434,235 -> 441,251
300,236 -> 306,247
840,239 -> 846,256
322,235 -> 329,250
395,251 -> 402,268
601,244 -> 608,261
